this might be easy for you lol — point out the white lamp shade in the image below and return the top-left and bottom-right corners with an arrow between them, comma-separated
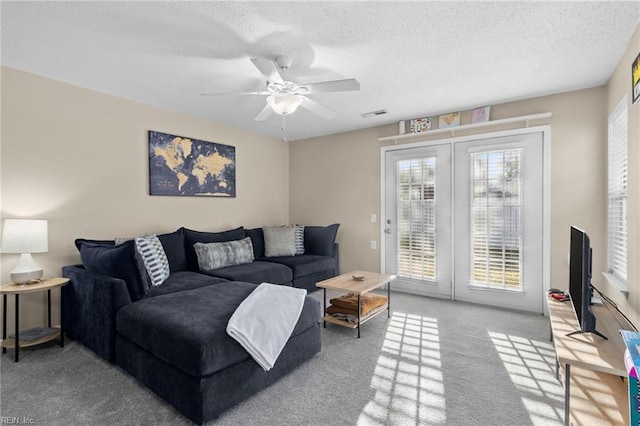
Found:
267,94 -> 303,115
0,219 -> 49,254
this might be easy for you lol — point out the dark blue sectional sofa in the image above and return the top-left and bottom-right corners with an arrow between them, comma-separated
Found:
61,224 -> 339,424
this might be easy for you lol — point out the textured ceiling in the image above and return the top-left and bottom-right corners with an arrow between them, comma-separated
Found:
2,1 -> 639,141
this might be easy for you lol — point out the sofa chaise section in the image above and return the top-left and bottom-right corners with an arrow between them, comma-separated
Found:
116,281 -> 321,424
61,266 -> 228,362
116,281 -> 321,377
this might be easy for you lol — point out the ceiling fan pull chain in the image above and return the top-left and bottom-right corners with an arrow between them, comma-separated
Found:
281,115 -> 287,142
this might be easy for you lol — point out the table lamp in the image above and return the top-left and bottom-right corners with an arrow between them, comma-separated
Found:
0,219 -> 49,284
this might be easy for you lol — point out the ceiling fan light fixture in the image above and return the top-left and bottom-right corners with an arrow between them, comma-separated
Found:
267,94 -> 304,115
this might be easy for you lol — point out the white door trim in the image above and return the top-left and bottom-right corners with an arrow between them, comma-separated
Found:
384,144 -> 452,299
380,125 -> 551,313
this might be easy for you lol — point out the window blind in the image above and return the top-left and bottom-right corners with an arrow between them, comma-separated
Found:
607,96 -> 628,283
397,158 -> 436,281
470,149 -> 522,289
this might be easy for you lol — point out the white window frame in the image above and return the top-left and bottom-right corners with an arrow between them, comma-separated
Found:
604,95 -> 628,295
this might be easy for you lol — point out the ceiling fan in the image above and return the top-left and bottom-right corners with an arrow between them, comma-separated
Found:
201,56 -> 360,122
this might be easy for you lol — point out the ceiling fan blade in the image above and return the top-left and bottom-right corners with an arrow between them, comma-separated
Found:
302,79 -> 360,94
200,91 -> 269,97
300,97 -> 337,120
250,58 -> 284,85
254,103 -> 274,121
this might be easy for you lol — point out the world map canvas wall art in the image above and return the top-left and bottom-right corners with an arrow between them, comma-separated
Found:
148,131 -> 236,197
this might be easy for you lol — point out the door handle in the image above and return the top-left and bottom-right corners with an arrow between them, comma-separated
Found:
384,228 -> 391,234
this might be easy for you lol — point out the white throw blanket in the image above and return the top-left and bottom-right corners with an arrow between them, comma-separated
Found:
227,283 -> 307,371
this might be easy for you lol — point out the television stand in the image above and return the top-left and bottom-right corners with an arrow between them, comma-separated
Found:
547,295 -> 627,425
566,329 -> 608,340
566,306 -> 608,339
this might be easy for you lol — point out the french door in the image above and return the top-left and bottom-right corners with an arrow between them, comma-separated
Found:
453,133 -> 543,313
384,144 -> 452,298
383,130 -> 545,313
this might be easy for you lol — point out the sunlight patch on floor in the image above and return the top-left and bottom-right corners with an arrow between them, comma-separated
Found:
358,312 -> 446,425
489,331 -> 564,425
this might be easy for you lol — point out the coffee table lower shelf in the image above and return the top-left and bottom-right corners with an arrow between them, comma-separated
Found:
323,303 -> 388,329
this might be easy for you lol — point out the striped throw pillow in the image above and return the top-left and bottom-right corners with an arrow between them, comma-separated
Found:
294,225 -> 305,255
134,235 -> 170,287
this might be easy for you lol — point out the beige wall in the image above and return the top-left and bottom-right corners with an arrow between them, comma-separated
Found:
289,126 -> 384,273
290,87 -> 608,311
1,67 -> 289,330
603,25 -> 640,326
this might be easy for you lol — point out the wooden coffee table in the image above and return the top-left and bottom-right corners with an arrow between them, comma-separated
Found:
316,271 -> 396,338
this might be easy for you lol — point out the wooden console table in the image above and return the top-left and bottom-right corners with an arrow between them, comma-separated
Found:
547,296 -> 629,425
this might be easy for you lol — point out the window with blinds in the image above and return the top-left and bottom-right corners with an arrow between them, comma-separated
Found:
607,96 -> 628,284
470,149 -> 522,289
397,158 -> 436,281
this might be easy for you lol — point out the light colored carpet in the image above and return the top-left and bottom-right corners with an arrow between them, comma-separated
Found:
0,291 -> 563,425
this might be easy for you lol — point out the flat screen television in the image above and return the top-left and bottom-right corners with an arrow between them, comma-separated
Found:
567,226 -> 606,339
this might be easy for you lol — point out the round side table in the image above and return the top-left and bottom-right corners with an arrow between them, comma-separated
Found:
1,277 -> 70,362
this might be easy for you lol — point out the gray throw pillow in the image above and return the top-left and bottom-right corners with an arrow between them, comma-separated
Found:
194,237 -> 255,271
263,226 -> 296,257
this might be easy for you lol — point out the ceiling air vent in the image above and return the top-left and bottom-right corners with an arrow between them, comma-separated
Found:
361,109 -> 388,118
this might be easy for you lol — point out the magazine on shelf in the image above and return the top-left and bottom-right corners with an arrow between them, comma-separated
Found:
9,327 -> 56,342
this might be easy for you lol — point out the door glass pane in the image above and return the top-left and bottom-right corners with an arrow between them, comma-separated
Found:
397,157 -> 436,281
470,150 -> 522,289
